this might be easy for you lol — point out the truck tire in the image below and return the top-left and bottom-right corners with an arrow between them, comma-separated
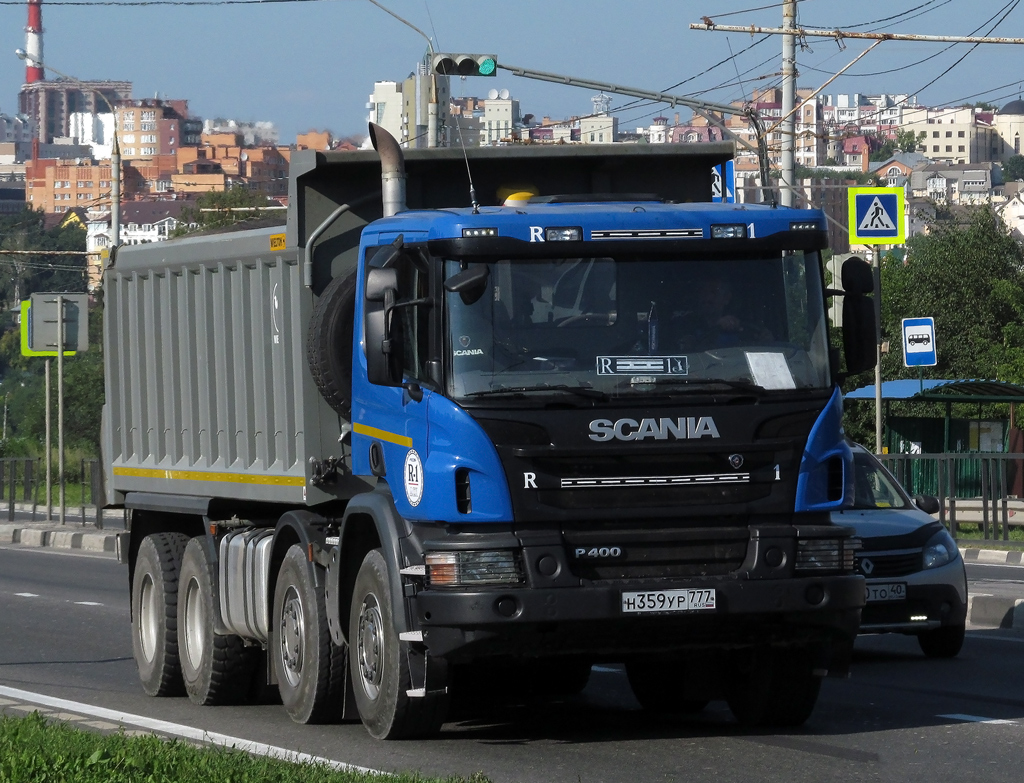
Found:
626,659 -> 708,714
307,272 -> 356,418
726,646 -> 820,727
918,622 -> 965,659
350,548 -> 449,739
132,532 -> 189,697
272,545 -> 345,724
178,538 -> 257,705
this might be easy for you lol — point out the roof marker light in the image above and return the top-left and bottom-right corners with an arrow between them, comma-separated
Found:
711,224 -> 747,239
462,227 -> 497,238
545,226 -> 582,242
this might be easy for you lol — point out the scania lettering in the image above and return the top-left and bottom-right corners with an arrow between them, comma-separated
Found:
104,124 -> 876,739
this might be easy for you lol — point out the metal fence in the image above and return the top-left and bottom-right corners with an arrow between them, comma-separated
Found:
878,453 -> 1024,544
0,457 -> 108,528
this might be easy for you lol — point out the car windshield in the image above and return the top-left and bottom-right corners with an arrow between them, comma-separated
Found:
852,452 -> 909,509
444,252 -> 831,401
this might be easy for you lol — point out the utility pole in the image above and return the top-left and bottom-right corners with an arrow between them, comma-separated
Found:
780,0 -> 796,207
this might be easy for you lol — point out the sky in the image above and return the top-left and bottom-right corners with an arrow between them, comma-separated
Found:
2,0 -> 1024,144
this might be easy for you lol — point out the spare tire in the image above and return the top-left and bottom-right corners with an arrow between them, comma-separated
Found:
307,272 -> 357,418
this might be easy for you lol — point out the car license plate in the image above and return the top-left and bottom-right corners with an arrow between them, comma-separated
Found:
865,582 -> 906,602
621,589 -> 716,614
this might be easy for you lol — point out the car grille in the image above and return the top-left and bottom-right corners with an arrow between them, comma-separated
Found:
857,550 -> 921,578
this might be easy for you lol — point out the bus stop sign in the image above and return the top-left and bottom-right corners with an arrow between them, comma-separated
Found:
902,317 -> 936,367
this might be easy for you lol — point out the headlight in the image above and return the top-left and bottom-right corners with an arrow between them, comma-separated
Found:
425,550 -> 524,587
922,528 -> 959,570
795,537 -> 856,572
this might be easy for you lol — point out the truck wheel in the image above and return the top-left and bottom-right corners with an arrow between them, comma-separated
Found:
726,647 -> 820,727
307,272 -> 356,418
272,545 -> 345,724
350,549 -> 449,739
178,538 -> 256,705
626,659 -> 708,714
132,532 -> 189,696
918,622 -> 965,658
765,646 -> 821,727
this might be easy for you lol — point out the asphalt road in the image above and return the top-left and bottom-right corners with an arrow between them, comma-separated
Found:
2,545 -> 1024,783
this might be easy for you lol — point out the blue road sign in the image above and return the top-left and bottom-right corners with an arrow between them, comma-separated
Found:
902,317 -> 936,367
848,187 -> 905,245
712,160 -> 735,203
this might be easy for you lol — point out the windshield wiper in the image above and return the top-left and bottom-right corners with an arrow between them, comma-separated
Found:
466,384 -> 608,400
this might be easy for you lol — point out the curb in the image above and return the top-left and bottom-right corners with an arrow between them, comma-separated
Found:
967,594 -> 1024,631
961,547 -> 1024,565
0,524 -> 117,554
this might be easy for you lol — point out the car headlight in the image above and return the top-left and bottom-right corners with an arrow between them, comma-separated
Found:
922,528 -> 959,570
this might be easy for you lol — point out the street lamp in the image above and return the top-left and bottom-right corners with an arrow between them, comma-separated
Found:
15,48 -> 121,249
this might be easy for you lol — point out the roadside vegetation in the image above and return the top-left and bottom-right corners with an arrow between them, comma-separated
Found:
0,712 -> 486,783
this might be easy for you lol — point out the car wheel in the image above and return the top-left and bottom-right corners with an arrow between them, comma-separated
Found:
178,538 -> 257,705
273,545 -> 346,724
918,622 -> 965,658
132,533 -> 189,697
350,549 -> 449,739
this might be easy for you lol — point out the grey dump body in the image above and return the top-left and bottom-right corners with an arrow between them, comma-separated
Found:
102,142 -> 732,508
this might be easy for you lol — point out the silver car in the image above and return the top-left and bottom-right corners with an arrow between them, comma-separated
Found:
833,444 -> 967,658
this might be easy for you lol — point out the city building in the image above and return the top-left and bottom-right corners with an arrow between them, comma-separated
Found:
909,161 -> 1004,205
115,99 -> 201,161
203,118 -> 279,146
120,200 -> 193,245
365,64 -> 451,148
901,105 -> 995,165
19,79 -> 132,144
993,98 -> 1024,162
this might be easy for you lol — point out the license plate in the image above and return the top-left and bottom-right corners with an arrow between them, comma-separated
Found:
865,582 -> 906,602
621,589 -> 716,614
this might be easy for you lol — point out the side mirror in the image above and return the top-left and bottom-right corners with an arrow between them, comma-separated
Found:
914,494 -> 941,515
444,265 -> 490,305
841,256 -> 873,295
842,293 -> 877,375
364,268 -> 402,387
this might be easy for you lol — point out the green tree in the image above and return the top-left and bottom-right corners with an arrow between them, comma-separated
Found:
171,186 -> 280,237
896,129 -> 920,154
869,138 -> 897,162
0,208 -> 89,309
1003,154 -> 1024,181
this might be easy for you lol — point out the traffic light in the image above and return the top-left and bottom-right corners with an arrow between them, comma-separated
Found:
431,53 -> 498,77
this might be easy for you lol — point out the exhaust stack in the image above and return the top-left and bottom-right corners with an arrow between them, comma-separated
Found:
24,0 -> 44,83
369,123 -> 406,217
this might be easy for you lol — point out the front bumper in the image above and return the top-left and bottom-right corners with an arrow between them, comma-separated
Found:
859,559 -> 968,634
412,573 -> 864,661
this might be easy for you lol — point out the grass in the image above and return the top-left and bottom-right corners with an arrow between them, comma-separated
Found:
952,522 -> 1024,548
0,712 -> 487,783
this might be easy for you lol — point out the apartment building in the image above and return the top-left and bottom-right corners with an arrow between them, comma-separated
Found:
994,98 -> 1024,162
902,105 -> 995,165
18,79 -> 132,143
365,64 -> 451,148
115,98 -> 201,161
909,161 -> 1003,205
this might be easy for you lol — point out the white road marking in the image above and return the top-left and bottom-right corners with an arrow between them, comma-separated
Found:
966,562 -> 1024,569
0,685 -> 384,775
14,593 -> 38,598
940,713 -> 1018,725
74,602 -> 103,606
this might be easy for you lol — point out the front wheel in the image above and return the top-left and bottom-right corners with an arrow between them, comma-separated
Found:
726,646 -> 821,727
626,658 -> 708,714
350,549 -> 449,739
918,622 -> 965,658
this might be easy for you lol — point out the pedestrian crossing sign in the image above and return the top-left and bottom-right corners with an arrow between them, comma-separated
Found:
848,186 -> 905,245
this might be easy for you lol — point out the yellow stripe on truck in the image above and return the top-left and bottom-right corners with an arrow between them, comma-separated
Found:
352,423 -> 413,448
112,467 -> 305,486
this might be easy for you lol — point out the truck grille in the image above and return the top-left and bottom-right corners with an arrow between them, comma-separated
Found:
565,526 -> 749,580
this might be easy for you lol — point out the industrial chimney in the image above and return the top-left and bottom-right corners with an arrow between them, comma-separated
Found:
24,0 -> 44,83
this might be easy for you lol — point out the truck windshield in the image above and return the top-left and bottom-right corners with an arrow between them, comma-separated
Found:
444,252 -> 831,401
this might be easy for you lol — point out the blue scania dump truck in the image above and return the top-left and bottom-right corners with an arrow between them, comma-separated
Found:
103,124 -> 876,739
